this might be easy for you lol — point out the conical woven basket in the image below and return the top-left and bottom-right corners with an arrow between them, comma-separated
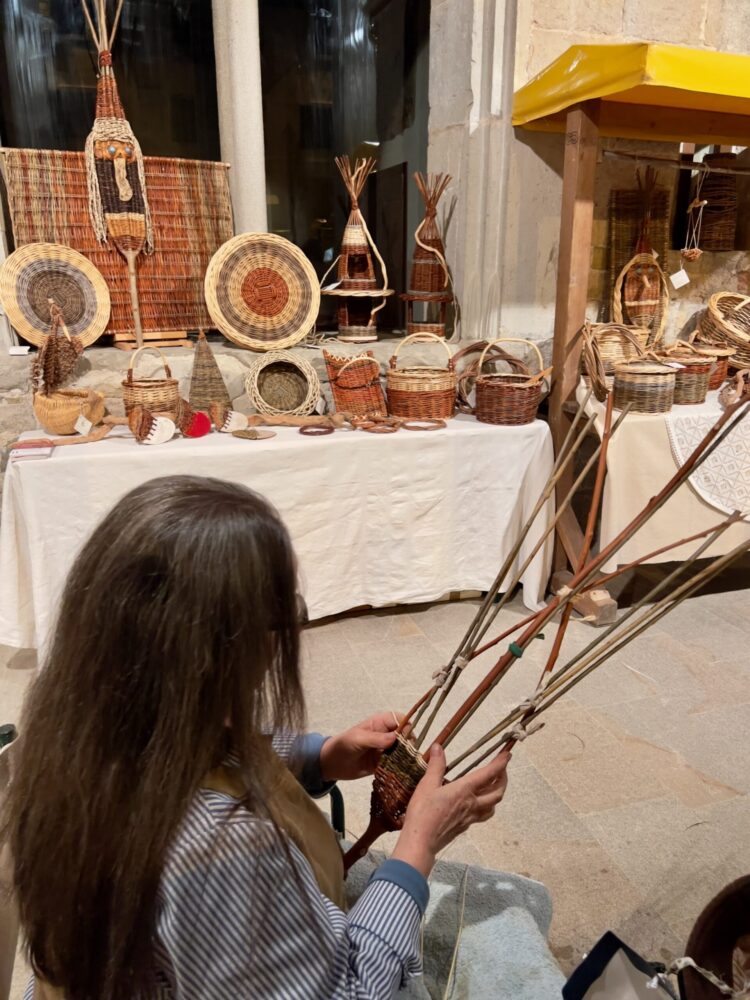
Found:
189,331 -> 230,411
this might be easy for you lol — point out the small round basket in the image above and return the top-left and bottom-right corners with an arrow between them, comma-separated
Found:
122,347 -> 180,417
0,242 -> 110,347
453,340 -> 528,412
386,333 -> 456,420
698,292 -> 750,369
688,337 -> 735,391
245,351 -> 320,416
205,233 -> 320,351
323,351 -> 386,418
33,388 -> 106,435
613,360 -> 675,414
475,338 -> 546,426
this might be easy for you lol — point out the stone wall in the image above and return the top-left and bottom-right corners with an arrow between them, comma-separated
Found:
428,0 -> 750,346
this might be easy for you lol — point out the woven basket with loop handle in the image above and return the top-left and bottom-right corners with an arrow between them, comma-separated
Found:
581,322 -> 648,401
613,252 -> 669,344
453,340 -> 528,412
323,351 -> 386,418
475,338 -> 548,426
698,292 -> 750,369
688,327 -> 734,391
386,333 -> 456,420
122,346 -> 180,416
659,341 -> 714,406
245,351 -> 320,416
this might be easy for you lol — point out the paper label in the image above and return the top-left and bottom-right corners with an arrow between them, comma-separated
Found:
669,268 -> 690,290
321,281 -> 342,292
9,346 -> 31,356
664,362 -> 686,369
74,414 -> 93,435
314,396 -> 327,415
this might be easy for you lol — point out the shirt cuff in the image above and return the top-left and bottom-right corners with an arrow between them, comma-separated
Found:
291,732 -> 333,796
368,859 -> 429,916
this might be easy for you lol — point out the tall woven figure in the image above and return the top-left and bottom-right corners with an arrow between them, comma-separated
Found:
189,332 -> 230,412
82,0 -> 153,348
402,173 -> 453,338
321,157 -> 393,343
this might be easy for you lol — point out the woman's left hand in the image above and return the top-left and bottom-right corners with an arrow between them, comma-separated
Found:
320,712 -> 403,782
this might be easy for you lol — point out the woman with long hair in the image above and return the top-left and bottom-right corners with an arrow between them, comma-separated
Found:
3,475 -> 509,999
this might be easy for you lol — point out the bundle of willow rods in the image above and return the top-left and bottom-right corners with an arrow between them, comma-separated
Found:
344,392 -> 750,870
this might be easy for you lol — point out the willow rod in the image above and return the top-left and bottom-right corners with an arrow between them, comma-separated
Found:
433,400 -> 749,750
447,514 -> 735,772
407,391 -> 594,736
449,532 -> 748,778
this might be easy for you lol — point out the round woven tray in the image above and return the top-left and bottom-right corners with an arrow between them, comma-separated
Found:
245,351 -> 320,416
0,242 -> 110,348
205,233 -> 320,351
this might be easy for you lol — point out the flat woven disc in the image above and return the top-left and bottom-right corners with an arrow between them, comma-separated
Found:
204,233 -> 320,351
0,243 -> 111,347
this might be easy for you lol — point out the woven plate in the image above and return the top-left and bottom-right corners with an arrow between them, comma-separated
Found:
0,242 -> 110,347
204,233 -> 320,351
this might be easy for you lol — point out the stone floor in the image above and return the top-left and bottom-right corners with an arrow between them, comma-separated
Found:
2,586 -> 748,994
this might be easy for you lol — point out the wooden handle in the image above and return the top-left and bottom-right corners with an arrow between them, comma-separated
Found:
390,331 -> 453,370
127,346 -> 171,381
245,413 -> 347,429
342,815 -> 390,874
125,249 -> 144,350
333,354 -> 381,383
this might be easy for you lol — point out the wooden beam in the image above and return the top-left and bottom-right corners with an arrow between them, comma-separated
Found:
550,102 -> 600,570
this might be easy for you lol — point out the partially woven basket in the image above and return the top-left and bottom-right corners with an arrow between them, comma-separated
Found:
475,338 -> 546,426
122,347 -> 180,416
613,360 -> 675,413
698,292 -> 750,369
323,351 -> 386,418
613,253 -> 669,344
585,322 -> 648,372
386,333 -> 456,420
245,351 -> 320,416
33,388 -> 106,435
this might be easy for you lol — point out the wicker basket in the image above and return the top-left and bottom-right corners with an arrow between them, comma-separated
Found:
122,347 -> 180,417
687,338 -> 734,391
323,351 -> 386,418
660,344 -> 713,406
585,322 -> 649,372
386,333 -> 456,420
698,292 -> 750,369
613,253 -> 669,344
454,340 -> 528,412
33,388 -> 106,435
475,338 -> 546,426
245,351 -> 320,416
613,360 -> 675,413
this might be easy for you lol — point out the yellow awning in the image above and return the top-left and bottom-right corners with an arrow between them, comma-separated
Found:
513,43 -> 750,145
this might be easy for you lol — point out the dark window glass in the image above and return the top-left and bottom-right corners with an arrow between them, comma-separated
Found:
259,0 -> 430,331
0,0 -> 219,161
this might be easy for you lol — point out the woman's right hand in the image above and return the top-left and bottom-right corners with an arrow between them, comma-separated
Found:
391,744 -> 511,878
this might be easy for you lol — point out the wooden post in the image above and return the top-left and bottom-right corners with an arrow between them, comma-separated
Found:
550,102 -> 600,568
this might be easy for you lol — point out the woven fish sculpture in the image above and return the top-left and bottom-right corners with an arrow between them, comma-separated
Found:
82,0 -> 153,348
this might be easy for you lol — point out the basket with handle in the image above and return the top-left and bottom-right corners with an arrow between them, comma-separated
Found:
386,333 -> 456,420
475,338 -> 548,426
323,351 -> 386,418
122,347 -> 180,416
33,388 -> 106,435
613,252 -> 669,344
612,359 -> 675,413
452,340 -> 529,412
660,341 -> 714,405
698,292 -> 750,368
585,322 -> 649,372
688,327 -> 734,390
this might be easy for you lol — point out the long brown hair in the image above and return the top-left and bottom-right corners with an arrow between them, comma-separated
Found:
2,476 -> 305,999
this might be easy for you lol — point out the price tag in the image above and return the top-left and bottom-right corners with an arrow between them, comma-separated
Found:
321,280 -> 342,292
669,268 -> 690,290
314,396 -> 327,415
74,414 -> 93,435
9,345 -> 31,355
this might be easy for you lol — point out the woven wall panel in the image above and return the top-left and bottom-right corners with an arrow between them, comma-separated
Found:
0,148 -> 233,337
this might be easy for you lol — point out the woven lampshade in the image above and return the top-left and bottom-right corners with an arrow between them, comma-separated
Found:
0,242 -> 110,347
204,233 -> 320,351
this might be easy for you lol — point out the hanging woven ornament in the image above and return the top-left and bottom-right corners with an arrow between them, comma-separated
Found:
81,0 -> 153,349
31,301 -> 85,395
189,331 -> 231,411
681,175 -> 707,263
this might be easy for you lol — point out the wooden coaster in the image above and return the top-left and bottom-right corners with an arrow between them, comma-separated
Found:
231,428 -> 277,441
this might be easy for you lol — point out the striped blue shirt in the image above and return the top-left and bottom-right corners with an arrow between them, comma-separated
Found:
25,734 -> 427,998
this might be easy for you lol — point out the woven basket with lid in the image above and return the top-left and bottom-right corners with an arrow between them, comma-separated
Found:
475,338 -> 547,426
612,360 -> 675,413
386,333 -> 456,420
323,351 -> 386,418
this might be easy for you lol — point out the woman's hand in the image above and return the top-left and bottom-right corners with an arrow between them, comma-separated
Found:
392,744 -> 510,878
320,712 -> 402,782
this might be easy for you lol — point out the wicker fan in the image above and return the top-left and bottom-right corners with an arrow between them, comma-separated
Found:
0,242 -> 110,348
81,0 -> 153,348
204,233 -> 320,351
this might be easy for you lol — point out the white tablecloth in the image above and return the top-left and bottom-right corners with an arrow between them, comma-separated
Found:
0,415 -> 554,650
577,384 -> 750,572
